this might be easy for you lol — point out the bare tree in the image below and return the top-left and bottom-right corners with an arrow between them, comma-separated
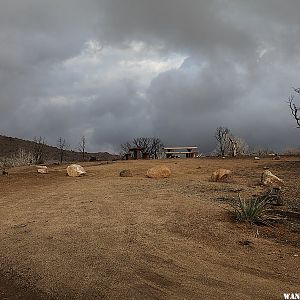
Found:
10,148 -> 34,166
33,136 -> 46,164
78,136 -> 86,161
120,137 -> 164,159
227,135 -> 237,157
215,127 -> 230,156
132,137 -> 152,154
120,141 -> 132,157
215,127 -> 248,157
288,88 -> 300,128
227,135 -> 249,157
57,137 -> 68,164
150,137 -> 164,159
234,137 -> 249,155
133,137 -> 164,159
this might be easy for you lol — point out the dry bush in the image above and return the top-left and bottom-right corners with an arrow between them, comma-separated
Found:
252,147 -> 275,156
0,157 -> 11,172
283,147 -> 300,155
4,148 -> 34,167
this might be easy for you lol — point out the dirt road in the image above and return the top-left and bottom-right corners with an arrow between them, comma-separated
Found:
0,158 -> 299,299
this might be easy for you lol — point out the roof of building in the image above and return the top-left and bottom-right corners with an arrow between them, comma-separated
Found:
163,146 -> 198,150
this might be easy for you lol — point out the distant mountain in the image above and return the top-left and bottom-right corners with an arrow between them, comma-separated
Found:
0,135 -> 119,163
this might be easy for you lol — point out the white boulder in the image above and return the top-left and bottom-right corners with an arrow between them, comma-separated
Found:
67,164 -> 86,177
261,170 -> 284,187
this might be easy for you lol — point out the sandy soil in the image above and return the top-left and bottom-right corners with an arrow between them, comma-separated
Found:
0,157 -> 299,299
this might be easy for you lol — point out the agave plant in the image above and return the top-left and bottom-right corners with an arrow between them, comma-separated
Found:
231,195 -> 268,224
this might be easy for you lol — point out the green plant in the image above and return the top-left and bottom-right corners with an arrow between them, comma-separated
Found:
231,195 -> 268,224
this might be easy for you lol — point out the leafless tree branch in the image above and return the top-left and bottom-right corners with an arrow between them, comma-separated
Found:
57,137 -> 68,164
78,136 -> 86,161
288,93 -> 300,128
33,136 -> 46,164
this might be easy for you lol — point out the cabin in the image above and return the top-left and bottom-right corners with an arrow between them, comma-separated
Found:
163,146 -> 198,158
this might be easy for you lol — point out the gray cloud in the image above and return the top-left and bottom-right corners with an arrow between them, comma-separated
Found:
0,0 -> 300,153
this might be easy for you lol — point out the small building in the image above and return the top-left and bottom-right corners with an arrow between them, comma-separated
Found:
125,147 -> 149,160
163,146 -> 198,158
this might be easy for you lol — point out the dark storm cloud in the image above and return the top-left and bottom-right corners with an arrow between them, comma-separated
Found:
0,0 -> 299,153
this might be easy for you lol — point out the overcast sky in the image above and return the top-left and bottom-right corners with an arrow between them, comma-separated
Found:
0,0 -> 300,153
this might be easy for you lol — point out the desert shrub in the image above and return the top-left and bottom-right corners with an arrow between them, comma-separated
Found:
231,195 -> 268,224
0,157 -> 11,172
252,147 -> 275,156
283,147 -> 300,155
6,148 -> 34,167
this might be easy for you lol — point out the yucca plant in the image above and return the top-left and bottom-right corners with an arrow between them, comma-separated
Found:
231,195 -> 268,224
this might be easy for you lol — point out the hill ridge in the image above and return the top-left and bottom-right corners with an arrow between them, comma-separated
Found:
0,134 -> 119,162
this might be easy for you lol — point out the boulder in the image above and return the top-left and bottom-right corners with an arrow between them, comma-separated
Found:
146,165 -> 171,179
211,169 -> 232,182
120,169 -> 133,177
261,170 -> 284,187
67,164 -> 86,177
37,166 -> 48,174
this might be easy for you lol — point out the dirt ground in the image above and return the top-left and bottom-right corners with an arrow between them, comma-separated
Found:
0,157 -> 299,299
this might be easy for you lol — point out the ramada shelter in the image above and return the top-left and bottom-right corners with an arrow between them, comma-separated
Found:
163,146 -> 198,158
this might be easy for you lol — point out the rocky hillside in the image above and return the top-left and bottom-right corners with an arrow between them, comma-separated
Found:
0,135 -> 119,163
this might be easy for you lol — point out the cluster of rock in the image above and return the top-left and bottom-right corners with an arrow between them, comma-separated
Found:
35,162 -> 284,189
254,155 -> 281,161
210,167 -> 284,188
36,164 -> 171,179
36,164 -> 87,177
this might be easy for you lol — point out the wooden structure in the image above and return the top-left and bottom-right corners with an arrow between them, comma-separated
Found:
125,147 -> 149,160
163,146 -> 198,158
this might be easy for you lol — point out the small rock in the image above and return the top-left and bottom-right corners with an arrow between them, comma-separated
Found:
36,165 -> 47,169
211,169 -> 232,182
120,169 -> 133,177
146,165 -> 171,179
239,240 -> 252,246
37,166 -> 48,174
254,157 -> 260,160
